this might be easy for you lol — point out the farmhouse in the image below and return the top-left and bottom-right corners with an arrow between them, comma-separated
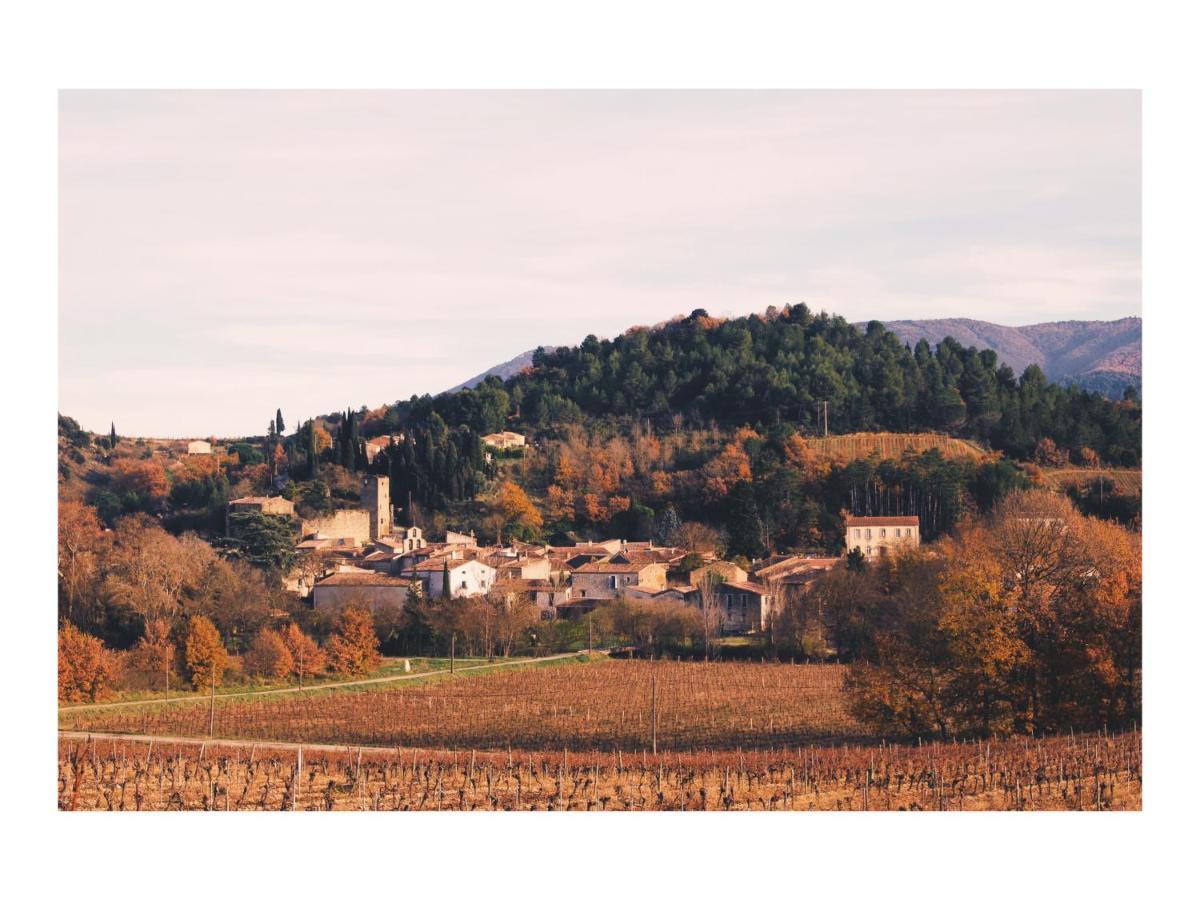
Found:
844,515 -> 920,559
572,561 -> 667,601
311,569 -> 418,613
482,431 -> 526,450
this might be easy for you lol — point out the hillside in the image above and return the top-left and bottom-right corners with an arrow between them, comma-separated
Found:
871,317 -> 1141,398
424,305 -> 1140,468
448,315 -> 1141,400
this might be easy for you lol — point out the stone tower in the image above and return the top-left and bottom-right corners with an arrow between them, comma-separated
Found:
361,474 -> 392,541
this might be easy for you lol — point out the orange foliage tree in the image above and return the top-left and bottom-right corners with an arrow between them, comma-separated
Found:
58,623 -> 118,702
281,622 -> 327,678
325,606 -> 381,676
184,615 -> 228,691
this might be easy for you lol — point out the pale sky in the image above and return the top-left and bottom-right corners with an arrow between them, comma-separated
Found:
59,90 -> 1140,437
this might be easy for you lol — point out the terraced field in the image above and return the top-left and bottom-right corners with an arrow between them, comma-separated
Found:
807,432 -> 987,464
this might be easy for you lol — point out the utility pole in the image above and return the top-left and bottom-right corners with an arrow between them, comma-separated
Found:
588,618 -> 593,654
824,400 -> 829,437
450,633 -> 456,674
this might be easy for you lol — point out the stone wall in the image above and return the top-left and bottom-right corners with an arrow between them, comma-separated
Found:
300,509 -> 372,543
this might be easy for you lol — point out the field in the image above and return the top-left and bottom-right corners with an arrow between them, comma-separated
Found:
59,660 -> 861,752
1039,467 -> 1142,495
807,432 -> 986,464
57,731 -> 1141,811
58,659 -> 1141,810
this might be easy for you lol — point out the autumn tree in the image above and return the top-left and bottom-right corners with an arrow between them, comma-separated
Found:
243,628 -> 295,679
325,606 -> 381,676
102,516 -> 213,630
127,619 -> 178,692
58,499 -> 106,627
280,622 -> 327,679
108,457 -> 170,509
184,615 -> 228,691
487,481 -> 543,543
58,623 -> 118,702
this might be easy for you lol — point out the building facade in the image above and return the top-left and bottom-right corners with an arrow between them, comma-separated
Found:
844,515 -> 921,559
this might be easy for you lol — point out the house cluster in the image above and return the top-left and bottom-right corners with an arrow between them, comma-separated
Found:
228,480 -> 919,635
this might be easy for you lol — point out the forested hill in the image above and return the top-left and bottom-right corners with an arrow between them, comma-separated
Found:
871,316 -> 1141,399
412,305 -> 1140,466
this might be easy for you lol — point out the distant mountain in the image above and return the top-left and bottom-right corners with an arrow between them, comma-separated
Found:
864,317 -> 1141,399
445,349 -> 539,393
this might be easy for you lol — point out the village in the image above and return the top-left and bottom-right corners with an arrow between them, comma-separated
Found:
221,427 -> 921,635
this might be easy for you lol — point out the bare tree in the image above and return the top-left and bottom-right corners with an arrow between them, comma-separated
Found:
695,572 -> 725,660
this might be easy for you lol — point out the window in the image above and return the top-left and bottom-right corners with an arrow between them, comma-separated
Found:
905,528 -> 912,537
865,546 -> 872,556
865,529 -> 872,539
895,528 -> 901,537
854,529 -> 861,538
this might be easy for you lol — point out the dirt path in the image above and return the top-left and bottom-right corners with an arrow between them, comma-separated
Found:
59,651 -> 588,713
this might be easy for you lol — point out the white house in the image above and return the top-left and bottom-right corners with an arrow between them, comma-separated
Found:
413,557 -> 497,598
187,440 -> 212,455
845,515 -> 921,559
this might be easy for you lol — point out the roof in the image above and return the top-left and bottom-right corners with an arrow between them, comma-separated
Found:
575,561 -> 663,574
753,555 -> 838,579
845,516 -> 920,527
315,571 -> 415,588
717,581 -> 771,596
413,557 -> 494,572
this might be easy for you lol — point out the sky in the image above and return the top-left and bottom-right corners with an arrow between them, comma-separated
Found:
59,90 -> 1140,437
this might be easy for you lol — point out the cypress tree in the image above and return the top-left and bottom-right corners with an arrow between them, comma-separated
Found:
441,559 -> 451,599
275,408 -> 285,435
109,422 -> 118,448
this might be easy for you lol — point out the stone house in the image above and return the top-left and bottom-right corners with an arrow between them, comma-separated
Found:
711,581 -> 775,634
571,561 -> 667,602
311,569 -> 418,613
688,560 -> 749,587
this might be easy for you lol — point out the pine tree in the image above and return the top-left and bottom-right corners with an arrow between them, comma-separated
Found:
726,481 -> 767,560
654,504 -> 682,546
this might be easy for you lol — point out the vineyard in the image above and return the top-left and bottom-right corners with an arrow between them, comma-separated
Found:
58,731 -> 1141,811
807,432 -> 986,464
59,661 -> 861,752
1039,467 -> 1142,495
